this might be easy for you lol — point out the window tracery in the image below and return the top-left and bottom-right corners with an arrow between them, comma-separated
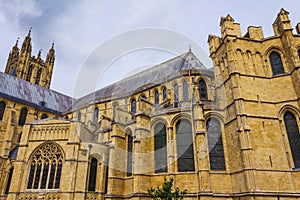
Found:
27,143 -> 64,190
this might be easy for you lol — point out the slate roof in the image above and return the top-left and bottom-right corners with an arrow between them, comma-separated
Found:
0,72 -> 73,115
69,51 -> 214,112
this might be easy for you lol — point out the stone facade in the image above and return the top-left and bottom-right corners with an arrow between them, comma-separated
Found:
0,8 -> 299,200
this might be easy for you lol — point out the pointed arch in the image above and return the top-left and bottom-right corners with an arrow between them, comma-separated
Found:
198,80 -> 208,100
35,68 -> 42,84
269,51 -> 284,75
131,99 -> 136,114
154,90 -> 159,105
284,111 -> 300,168
27,142 -> 64,189
88,157 -> 98,191
126,129 -> 133,176
154,122 -> 167,173
18,108 -> 28,125
162,87 -> 167,101
0,101 -> 6,121
93,107 -> 99,124
183,81 -> 189,101
174,83 -> 179,101
206,118 -> 226,170
176,119 -> 195,172
26,65 -> 33,81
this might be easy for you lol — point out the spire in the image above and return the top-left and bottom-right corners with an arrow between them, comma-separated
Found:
46,42 -> 55,63
11,37 -> 20,57
37,49 -> 42,60
21,27 -> 32,53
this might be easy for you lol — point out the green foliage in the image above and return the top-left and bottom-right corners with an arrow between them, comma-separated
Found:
147,177 -> 187,200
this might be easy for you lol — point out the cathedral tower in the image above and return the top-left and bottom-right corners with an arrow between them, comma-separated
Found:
4,29 -> 55,89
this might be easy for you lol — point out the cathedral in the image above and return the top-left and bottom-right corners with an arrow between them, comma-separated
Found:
0,8 -> 300,200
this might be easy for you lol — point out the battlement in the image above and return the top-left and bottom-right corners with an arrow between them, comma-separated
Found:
208,8 -> 300,55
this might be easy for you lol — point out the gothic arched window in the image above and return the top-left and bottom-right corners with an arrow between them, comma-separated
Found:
154,123 -> 167,173
35,68 -> 42,84
5,168 -> 13,194
174,83 -> 179,101
18,108 -> 28,125
27,143 -> 64,189
77,111 -> 81,121
284,111 -> 300,168
41,114 -> 48,120
88,158 -> 98,191
131,99 -> 136,114
298,49 -> 300,59
26,65 -> 33,81
199,80 -> 208,100
127,131 -> 133,176
163,87 -> 167,101
155,91 -> 159,105
0,101 -> 6,121
93,107 -> 99,124
206,118 -> 226,170
176,119 -> 195,172
270,52 -> 284,75
183,81 -> 189,101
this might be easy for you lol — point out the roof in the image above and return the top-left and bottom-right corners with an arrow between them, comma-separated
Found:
0,72 -> 73,115
69,51 -> 214,112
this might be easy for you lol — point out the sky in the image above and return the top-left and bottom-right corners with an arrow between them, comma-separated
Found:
0,1 -> 299,98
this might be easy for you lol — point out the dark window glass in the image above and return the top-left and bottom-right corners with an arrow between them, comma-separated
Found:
88,158 -> 98,191
0,101 -> 6,121
5,168 -> 13,194
78,111 -> 81,121
93,108 -> 99,123
163,87 -> 167,101
199,80 -> 208,100
127,132 -> 133,176
174,83 -> 179,101
176,119 -> 195,172
27,143 -> 63,190
41,114 -> 47,119
284,111 -> 300,168
141,95 -> 146,100
26,66 -> 33,81
183,81 -> 189,101
131,99 -> 136,114
35,69 -> 42,84
18,108 -> 28,126
154,123 -> 167,173
270,52 -> 284,75
207,118 -> 226,170
298,49 -> 300,59
155,91 -> 159,105
40,163 -> 49,189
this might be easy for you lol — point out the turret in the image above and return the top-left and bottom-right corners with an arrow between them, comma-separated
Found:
21,28 -> 32,54
273,8 -> 292,36
220,14 -> 242,39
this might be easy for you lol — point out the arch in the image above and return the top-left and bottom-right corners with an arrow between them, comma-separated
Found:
162,87 -> 167,101
18,108 -> 28,125
0,101 -> 6,121
154,90 -> 159,105
26,65 -> 33,82
174,83 -> 179,101
176,119 -> 194,172
278,105 -> 300,119
4,167 -> 13,194
27,142 -> 64,189
150,117 -> 168,128
131,99 -> 136,114
140,94 -> 147,100
206,118 -> 226,170
170,113 -> 192,127
126,129 -> 133,176
88,157 -> 98,191
93,107 -> 99,124
198,80 -> 208,100
269,51 -> 285,75
182,80 -> 189,101
77,111 -> 81,121
154,123 -> 167,173
41,113 -> 48,120
35,68 -> 42,84
284,111 -> 300,168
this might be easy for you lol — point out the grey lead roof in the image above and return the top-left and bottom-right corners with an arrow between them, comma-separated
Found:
69,51 -> 214,112
0,72 -> 73,115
